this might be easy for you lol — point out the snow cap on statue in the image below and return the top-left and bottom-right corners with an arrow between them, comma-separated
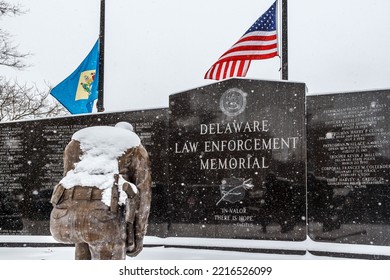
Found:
115,121 -> 134,131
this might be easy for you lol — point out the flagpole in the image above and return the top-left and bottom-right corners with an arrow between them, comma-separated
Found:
97,0 -> 105,112
281,0 -> 288,80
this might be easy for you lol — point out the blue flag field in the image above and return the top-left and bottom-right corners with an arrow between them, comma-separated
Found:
50,40 -> 99,114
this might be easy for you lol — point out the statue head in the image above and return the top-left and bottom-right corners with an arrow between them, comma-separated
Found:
115,122 -> 134,132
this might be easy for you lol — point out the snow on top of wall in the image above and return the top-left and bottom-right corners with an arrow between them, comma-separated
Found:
60,124 -> 140,206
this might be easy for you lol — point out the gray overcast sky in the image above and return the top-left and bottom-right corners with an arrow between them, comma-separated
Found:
2,0 -> 390,112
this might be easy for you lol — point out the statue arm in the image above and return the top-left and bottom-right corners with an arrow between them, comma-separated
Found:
63,139 -> 82,176
126,145 -> 152,257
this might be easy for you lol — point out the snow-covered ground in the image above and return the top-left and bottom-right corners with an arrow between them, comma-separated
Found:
0,245 -> 326,260
1,235 -> 390,260
2,236 -> 389,280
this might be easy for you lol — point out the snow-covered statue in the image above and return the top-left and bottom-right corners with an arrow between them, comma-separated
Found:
49,122 -> 152,260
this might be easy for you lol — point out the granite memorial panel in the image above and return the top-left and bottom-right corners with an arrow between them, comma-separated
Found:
0,109 -> 169,236
168,79 -> 307,240
307,90 -> 390,246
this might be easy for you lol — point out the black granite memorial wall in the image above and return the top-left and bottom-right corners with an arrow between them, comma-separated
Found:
0,109 -> 169,236
168,79 -> 307,240
307,90 -> 390,246
3,77 -> 389,254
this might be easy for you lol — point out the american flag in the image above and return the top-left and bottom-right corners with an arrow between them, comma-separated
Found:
204,1 -> 278,80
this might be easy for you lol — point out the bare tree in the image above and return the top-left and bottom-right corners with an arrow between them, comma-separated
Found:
0,1 -> 29,69
0,77 -> 66,121
0,1 -> 68,122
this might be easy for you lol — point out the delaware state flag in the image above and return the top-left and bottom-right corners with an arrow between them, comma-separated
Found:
50,40 -> 99,114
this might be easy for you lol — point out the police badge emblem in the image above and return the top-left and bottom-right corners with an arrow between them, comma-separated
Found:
219,88 -> 247,117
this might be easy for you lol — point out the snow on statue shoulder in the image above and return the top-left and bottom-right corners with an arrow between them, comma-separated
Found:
60,125 -> 140,206
72,125 -> 141,153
